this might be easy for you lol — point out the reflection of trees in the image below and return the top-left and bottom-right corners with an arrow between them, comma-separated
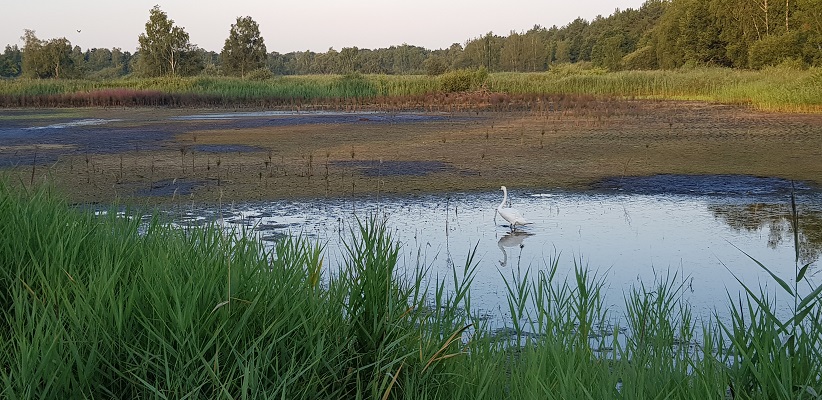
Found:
708,203 -> 822,265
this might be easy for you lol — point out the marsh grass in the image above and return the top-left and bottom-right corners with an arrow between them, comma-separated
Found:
1,179 -> 821,399
714,189 -> 822,399
0,67 -> 818,112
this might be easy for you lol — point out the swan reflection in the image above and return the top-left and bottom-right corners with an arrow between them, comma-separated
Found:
498,231 -> 534,268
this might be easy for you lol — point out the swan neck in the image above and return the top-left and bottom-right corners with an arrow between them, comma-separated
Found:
499,187 -> 508,209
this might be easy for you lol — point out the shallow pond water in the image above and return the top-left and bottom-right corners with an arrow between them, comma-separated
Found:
167,176 -> 822,329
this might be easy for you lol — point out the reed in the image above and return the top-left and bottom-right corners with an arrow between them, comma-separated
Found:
487,66 -> 822,113
1,67 -> 818,112
1,178 -> 820,399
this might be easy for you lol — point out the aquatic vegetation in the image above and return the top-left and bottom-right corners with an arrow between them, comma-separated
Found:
1,179 -> 820,399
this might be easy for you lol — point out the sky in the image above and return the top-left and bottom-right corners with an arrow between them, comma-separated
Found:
1,1 -> 649,54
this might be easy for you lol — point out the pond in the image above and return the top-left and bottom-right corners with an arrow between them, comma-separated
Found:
167,175 -> 822,329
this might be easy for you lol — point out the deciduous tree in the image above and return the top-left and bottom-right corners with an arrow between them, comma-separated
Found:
500,30 -> 527,71
0,44 -> 22,77
21,30 -> 74,78
338,47 -> 360,74
137,6 -> 199,77
221,16 -> 267,77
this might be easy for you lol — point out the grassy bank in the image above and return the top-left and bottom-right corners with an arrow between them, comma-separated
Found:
1,180 -> 821,399
487,66 -> 822,113
0,67 -> 819,112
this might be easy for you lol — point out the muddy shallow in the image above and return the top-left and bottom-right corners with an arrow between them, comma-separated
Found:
1,100 -> 821,204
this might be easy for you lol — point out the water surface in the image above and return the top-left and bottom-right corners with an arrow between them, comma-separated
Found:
169,180 -> 822,328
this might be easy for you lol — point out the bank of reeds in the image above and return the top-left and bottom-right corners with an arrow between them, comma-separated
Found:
1,179 -> 820,399
0,67 -> 819,112
488,66 -> 822,113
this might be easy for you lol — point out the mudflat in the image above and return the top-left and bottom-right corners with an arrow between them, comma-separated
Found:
2,99 -> 821,203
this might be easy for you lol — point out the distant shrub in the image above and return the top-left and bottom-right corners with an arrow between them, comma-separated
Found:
200,64 -> 220,76
749,32 -> 803,69
622,46 -> 658,70
86,66 -> 128,80
438,67 -> 488,92
424,55 -> 449,76
246,68 -> 274,81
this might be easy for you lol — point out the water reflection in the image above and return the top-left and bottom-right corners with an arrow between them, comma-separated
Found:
709,202 -> 822,266
161,188 -> 821,326
497,231 -> 534,268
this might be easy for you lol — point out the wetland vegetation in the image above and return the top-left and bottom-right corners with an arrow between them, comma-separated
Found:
2,0 -> 821,113
2,180 -> 821,399
2,0 -> 822,397
1,66 -> 820,112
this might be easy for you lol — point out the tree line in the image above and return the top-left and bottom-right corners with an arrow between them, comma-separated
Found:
1,0 -> 820,80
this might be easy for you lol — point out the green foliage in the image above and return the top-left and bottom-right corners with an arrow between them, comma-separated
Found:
1,68 -> 820,112
459,33 -> 503,71
1,179 -> 821,398
7,0 -> 822,80
0,180 -> 476,398
338,47 -> 359,75
622,45 -> 658,70
221,16 -> 267,78
136,6 -> 201,77
244,67 -> 274,81
749,32 -> 804,69
0,45 -> 22,78
499,31 -> 528,72
20,30 -> 76,79
716,193 -> 822,398
590,34 -> 626,71
424,54 -> 449,76
438,68 -> 488,92
336,73 -> 377,97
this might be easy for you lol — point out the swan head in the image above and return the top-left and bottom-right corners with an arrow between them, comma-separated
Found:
500,185 -> 507,191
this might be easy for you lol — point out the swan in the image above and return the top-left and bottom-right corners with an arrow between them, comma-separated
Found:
497,186 -> 532,231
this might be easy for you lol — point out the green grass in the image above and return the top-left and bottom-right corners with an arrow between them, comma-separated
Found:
1,178 -> 821,399
487,66 -> 822,112
1,67 -> 819,112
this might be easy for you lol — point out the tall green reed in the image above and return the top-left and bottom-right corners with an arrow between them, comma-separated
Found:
713,188 -> 822,399
2,68 -> 818,111
0,180 -> 480,399
2,177 -> 820,399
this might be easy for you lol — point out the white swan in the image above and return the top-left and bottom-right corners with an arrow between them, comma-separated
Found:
497,186 -> 532,231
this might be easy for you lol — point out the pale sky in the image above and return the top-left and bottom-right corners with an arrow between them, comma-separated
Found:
1,1 -> 648,53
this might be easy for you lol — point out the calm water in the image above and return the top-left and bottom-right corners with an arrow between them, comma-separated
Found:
170,185 -> 822,327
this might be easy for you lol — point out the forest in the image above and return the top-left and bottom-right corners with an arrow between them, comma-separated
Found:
1,0 -> 820,80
